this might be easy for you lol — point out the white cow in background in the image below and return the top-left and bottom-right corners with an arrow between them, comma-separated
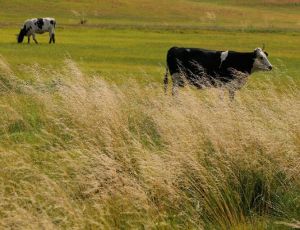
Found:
17,18 -> 56,44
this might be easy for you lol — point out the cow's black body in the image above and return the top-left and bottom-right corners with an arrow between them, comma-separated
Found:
166,47 -> 255,88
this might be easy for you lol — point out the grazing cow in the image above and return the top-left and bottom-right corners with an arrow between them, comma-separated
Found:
164,46 -> 272,99
17,18 -> 56,44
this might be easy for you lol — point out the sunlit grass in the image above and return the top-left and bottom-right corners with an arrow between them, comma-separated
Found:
0,57 -> 299,228
0,0 -> 299,228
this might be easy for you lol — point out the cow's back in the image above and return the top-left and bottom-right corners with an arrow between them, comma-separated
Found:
167,47 -> 222,75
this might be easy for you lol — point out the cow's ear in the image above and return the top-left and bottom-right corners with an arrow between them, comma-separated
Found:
264,51 -> 269,57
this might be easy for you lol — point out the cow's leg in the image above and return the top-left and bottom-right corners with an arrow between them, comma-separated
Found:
49,33 -> 55,44
32,34 -> 38,44
49,29 -> 55,44
171,73 -> 181,96
228,89 -> 235,101
27,35 -> 30,44
50,33 -> 55,44
164,67 -> 169,94
49,32 -> 52,43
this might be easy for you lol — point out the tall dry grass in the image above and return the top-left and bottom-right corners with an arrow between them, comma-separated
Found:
0,56 -> 299,229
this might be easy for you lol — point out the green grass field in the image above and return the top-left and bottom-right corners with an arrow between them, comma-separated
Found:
0,0 -> 299,229
0,0 -> 299,81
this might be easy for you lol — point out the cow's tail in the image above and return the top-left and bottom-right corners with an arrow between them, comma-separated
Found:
164,66 -> 169,94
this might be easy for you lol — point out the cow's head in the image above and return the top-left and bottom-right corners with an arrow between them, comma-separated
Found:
17,25 -> 27,43
252,47 -> 272,72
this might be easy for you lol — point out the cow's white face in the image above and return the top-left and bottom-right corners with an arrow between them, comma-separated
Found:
252,48 -> 272,72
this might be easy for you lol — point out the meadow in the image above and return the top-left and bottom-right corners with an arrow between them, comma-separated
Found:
0,0 -> 299,229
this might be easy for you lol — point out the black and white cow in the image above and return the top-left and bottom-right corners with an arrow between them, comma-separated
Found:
164,46 -> 272,99
17,18 -> 56,44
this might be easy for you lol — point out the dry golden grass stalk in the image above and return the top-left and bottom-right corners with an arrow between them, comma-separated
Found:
0,58 -> 299,229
